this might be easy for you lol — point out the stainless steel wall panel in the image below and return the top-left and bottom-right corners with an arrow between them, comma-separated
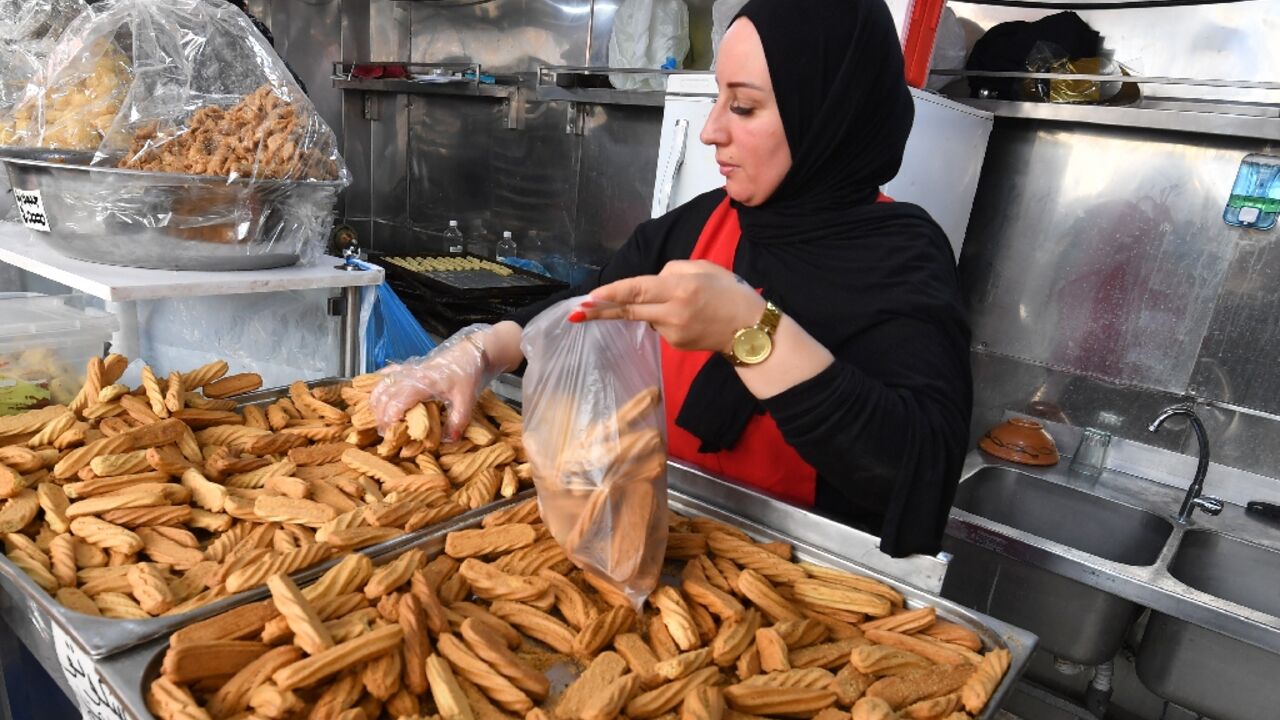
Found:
969,350 -> 1189,454
1197,404 -> 1280,484
402,95 -> 581,262
340,95 -> 372,222
369,219 -> 421,255
409,0 -> 593,72
265,0 -> 345,134
405,96 -> 503,230
948,1 -> 1280,104
1190,228 -> 1280,415
960,120 -> 1240,394
369,0 -> 412,63
573,103 -> 662,267
485,99 -> 581,264
339,0 -> 370,62
369,93 -> 412,232
588,0 -> 619,67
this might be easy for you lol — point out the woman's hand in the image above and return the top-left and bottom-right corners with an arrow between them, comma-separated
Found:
369,321 -> 523,439
571,260 -> 766,353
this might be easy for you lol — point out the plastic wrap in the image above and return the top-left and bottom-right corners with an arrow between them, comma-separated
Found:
0,0 -> 91,146
521,296 -> 668,608
2,0 -> 347,267
608,0 -> 690,91
0,0 -> 90,219
132,290 -> 340,389
1021,42 -> 1124,104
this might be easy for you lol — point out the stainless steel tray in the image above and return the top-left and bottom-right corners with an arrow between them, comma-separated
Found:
0,380 -> 518,658
0,154 -> 344,271
99,473 -> 1037,720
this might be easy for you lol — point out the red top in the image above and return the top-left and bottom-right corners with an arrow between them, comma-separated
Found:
660,198 -> 819,506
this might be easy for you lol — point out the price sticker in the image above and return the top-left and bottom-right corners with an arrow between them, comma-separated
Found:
51,624 -> 126,720
13,188 -> 51,233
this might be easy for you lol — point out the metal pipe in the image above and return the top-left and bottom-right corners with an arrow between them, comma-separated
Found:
341,286 -> 360,377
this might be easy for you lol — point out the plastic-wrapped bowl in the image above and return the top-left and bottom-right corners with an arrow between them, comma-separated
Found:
0,150 -> 344,270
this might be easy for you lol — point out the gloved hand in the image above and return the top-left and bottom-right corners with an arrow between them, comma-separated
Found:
369,324 -> 502,440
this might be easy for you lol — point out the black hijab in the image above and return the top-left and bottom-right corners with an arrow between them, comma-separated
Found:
675,0 -> 924,452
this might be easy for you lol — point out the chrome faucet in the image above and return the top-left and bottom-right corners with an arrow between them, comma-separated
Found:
1149,405 -> 1223,524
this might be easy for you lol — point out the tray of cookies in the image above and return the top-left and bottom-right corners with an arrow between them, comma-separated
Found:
0,355 -> 532,658
105,470 -> 1037,720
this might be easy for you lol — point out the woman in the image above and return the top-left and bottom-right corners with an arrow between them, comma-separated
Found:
372,0 -> 971,557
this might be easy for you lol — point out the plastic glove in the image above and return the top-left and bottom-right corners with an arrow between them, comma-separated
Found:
369,324 -> 501,440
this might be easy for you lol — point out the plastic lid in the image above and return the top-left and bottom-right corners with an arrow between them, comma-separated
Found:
0,294 -> 118,353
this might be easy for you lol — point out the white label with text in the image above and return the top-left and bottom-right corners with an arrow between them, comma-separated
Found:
13,188 -> 51,232
52,624 -> 126,720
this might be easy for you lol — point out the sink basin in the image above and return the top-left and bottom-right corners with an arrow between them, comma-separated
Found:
1166,530 -> 1280,617
953,466 -> 1174,565
1137,531 -> 1280,720
945,466 -> 1172,665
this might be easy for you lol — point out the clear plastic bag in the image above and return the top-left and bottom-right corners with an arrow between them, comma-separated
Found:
6,0 -> 348,266
521,296 -> 669,608
0,0 -> 90,147
34,0 -> 347,182
1021,41 -> 1125,105
608,0 -> 690,91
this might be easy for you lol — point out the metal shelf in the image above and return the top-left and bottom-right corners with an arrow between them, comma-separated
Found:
332,78 -> 519,100
933,70 -> 1280,140
534,65 -> 687,108
533,85 -> 665,107
952,96 -> 1280,141
331,61 -> 521,100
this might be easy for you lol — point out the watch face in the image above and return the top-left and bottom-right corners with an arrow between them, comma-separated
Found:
733,328 -> 773,365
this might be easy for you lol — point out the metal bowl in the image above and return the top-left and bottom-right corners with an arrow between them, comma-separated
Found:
1,153 -> 345,271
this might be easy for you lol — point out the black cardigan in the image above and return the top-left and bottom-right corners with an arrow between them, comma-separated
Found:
509,190 -> 972,557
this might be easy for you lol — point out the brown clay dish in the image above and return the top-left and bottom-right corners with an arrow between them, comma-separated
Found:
978,418 -> 1059,466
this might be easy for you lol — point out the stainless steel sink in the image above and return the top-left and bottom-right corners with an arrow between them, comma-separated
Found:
943,466 -> 1172,664
947,447 -> 1280,720
953,466 -> 1174,565
1165,531 -> 1280,617
1136,531 -> 1280,720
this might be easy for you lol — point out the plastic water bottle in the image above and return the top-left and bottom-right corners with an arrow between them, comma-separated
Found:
443,220 -> 464,255
496,231 -> 517,262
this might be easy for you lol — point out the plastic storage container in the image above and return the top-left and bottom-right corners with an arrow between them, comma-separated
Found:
0,293 -> 117,415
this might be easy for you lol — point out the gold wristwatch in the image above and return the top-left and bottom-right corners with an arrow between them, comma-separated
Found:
726,300 -> 783,366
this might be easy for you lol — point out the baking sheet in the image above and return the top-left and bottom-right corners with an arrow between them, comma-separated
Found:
0,379 -> 522,658
100,487 -> 1037,720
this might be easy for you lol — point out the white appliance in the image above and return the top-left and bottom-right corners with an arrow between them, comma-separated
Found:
651,74 -> 993,260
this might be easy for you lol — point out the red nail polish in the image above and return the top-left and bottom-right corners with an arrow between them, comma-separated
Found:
579,300 -> 597,309
568,310 -> 586,323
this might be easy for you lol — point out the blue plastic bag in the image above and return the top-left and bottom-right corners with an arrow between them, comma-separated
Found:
350,258 -> 437,372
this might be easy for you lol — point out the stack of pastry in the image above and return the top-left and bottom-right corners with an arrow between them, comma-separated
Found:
528,386 -> 667,605
0,354 -> 530,619
147,499 -> 1012,720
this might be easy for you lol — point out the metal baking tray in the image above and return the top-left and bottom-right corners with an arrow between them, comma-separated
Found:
375,251 -> 567,301
0,380 -> 521,659
99,468 -> 1037,720
0,153 -> 344,271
